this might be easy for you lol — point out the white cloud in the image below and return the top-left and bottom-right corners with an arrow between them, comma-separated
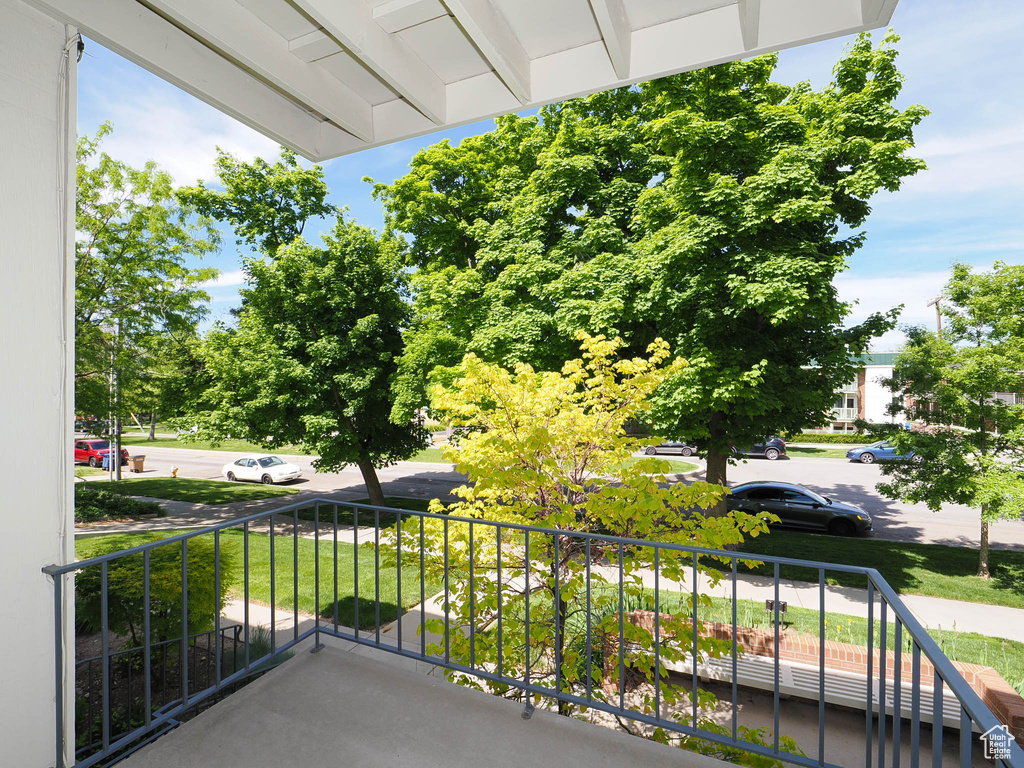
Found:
201,270 -> 246,289
835,271 -> 950,350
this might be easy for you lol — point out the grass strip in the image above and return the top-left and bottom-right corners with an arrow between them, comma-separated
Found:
76,527 -> 441,632
738,531 -> 1024,610
96,478 -> 298,504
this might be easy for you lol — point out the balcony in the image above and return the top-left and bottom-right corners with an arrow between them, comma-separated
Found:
47,499 -> 1024,768
831,408 -> 859,422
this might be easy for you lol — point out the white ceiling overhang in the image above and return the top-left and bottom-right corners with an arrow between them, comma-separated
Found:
28,0 -> 899,161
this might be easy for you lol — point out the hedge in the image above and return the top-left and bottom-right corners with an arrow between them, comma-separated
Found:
75,484 -> 165,523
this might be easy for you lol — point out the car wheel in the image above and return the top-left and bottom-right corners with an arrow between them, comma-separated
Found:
261,474 -> 273,485
829,518 -> 856,537
226,472 -> 236,482
680,447 -> 693,457
644,446 -> 657,455
911,454 -> 924,464
88,457 -> 98,468
859,452 -> 875,465
764,448 -> 780,461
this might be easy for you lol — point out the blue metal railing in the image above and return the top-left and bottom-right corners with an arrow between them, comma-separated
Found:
46,497 -> 1023,768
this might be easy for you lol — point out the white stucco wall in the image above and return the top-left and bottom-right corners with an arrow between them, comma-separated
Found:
863,364 -> 900,424
0,1 -> 77,764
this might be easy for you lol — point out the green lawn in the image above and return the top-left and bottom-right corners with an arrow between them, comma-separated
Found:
406,447 -> 449,463
738,531 -> 1024,610
76,529 -> 441,631
99,478 -> 298,505
783,446 -> 852,459
74,466 -> 108,478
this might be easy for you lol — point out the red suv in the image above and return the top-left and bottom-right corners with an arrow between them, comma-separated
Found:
74,439 -> 129,468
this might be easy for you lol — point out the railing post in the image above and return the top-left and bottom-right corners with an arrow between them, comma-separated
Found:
51,570 -> 64,768
312,502 -> 323,653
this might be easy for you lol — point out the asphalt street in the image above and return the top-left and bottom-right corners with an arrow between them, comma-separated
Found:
98,445 -> 1024,551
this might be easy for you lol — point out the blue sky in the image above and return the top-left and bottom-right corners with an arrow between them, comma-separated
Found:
77,0 -> 1023,350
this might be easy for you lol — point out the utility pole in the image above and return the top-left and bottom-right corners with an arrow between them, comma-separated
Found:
926,296 -> 942,339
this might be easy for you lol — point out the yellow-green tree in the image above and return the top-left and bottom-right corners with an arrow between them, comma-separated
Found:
381,334 -> 770,742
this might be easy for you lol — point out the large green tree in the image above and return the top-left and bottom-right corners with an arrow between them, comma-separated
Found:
875,263 -> 1024,578
373,33 -> 926,498
76,124 -> 219,471
181,149 -> 425,503
194,220 -> 424,505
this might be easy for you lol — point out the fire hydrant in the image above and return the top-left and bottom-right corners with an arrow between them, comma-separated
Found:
171,466 -> 179,478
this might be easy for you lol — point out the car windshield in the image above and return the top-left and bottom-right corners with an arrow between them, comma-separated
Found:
799,488 -> 829,505
257,456 -> 285,468
88,441 -> 110,450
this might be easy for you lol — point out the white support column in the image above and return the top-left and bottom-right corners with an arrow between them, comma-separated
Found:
0,1 -> 76,764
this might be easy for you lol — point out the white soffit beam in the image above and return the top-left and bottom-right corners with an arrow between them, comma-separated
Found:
23,0 -> 354,158
441,0 -> 531,103
588,0 -> 631,80
737,0 -> 760,51
139,0 -> 373,141
290,0 -> 447,124
861,0 -> 899,25
373,0 -> 449,33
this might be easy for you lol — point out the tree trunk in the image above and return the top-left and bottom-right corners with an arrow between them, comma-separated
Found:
148,412 -> 156,441
978,513 -> 990,579
357,459 -> 386,507
704,448 -> 729,517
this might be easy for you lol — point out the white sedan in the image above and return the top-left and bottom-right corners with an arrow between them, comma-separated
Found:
222,455 -> 302,485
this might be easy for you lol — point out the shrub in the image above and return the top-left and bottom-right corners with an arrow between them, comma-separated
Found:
76,536 -> 238,643
75,484 -> 165,522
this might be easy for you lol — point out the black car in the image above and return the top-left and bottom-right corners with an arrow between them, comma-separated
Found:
644,440 -> 698,457
726,481 -> 872,536
735,437 -> 786,461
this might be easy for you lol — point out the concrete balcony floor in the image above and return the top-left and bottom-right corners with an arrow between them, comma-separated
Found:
119,636 -> 725,768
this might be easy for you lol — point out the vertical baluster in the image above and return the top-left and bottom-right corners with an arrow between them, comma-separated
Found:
269,517 -> 276,654
819,568 -> 826,765
421,515 -> 426,658
654,546 -> 660,721
587,538 -> 593,705
894,620 -> 903,768
468,520 -> 473,668
397,510 -> 403,651
555,533 -> 562,700
244,522 -> 250,671
101,562 -> 110,753
879,601 -> 888,768
731,558 -> 738,744
618,541 -> 624,712
911,642 -> 920,768
444,518 -> 450,666
215,531 -> 222,684
334,504 -> 340,634
866,581 -> 875,768
181,540 -> 189,708
349,505 -> 355,636
374,509 -> 380,645
773,562 -> 781,754
932,670 -> 943,768
959,705 -> 971,767
52,572 -> 63,768
692,552 -> 699,730
313,504 -> 321,651
293,508 -> 299,643
143,550 -> 151,727
496,524 -> 502,676
524,529 -> 530,692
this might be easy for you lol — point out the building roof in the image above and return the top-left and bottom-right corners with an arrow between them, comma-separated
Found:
33,0 -> 899,161
855,353 -> 899,366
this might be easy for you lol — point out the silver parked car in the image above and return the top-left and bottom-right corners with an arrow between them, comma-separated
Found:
644,440 -> 698,457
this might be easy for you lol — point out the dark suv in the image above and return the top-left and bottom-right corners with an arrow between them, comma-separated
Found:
735,437 -> 786,461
